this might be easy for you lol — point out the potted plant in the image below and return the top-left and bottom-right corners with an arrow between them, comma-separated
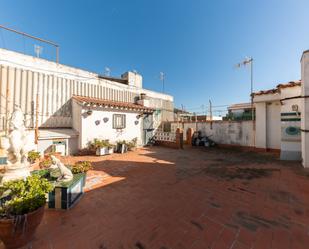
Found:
71,161 -> 92,186
0,175 -> 53,249
27,150 -> 40,164
71,161 -> 93,175
92,139 -> 114,156
127,138 -> 138,151
39,155 -> 52,169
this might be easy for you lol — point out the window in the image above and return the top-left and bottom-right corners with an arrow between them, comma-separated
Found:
113,114 -> 126,129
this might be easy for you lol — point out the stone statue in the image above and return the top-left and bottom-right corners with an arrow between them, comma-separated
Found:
50,155 -> 73,182
0,108 -> 34,183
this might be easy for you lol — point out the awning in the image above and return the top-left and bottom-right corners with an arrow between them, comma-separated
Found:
72,95 -> 154,113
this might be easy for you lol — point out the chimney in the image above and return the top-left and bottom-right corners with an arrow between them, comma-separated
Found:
121,71 -> 143,88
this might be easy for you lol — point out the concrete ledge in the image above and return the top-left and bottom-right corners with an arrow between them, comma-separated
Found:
217,144 -> 280,154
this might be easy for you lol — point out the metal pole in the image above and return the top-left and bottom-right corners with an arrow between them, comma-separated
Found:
5,78 -> 9,136
250,58 -> 256,148
209,100 -> 212,121
251,58 -> 254,121
56,45 -> 59,64
160,72 -> 165,93
162,75 -> 165,93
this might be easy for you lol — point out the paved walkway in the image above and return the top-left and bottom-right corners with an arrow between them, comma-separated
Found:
12,147 -> 309,248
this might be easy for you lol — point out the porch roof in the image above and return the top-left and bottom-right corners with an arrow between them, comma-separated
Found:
38,128 -> 79,140
72,95 -> 154,113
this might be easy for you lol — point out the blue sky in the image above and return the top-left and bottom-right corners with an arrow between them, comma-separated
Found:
1,0 -> 309,115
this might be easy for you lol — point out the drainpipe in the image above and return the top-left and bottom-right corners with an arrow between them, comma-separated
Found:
5,72 -> 9,136
301,50 -> 309,168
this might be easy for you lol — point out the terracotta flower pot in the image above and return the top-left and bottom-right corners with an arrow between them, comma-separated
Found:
0,206 -> 45,249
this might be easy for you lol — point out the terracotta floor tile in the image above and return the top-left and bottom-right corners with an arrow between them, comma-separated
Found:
3,147 -> 309,249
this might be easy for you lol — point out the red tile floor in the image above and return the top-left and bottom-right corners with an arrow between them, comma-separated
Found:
8,146 -> 309,249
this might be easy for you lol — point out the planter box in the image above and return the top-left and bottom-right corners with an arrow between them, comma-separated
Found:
116,144 -> 128,154
48,173 -> 86,209
96,147 -> 114,156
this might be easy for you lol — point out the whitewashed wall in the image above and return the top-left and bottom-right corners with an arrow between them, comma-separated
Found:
254,85 -> 302,156
73,103 -> 143,148
0,48 -> 174,131
171,121 -> 254,147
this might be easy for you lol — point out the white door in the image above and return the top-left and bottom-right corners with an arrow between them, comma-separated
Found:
266,102 -> 281,149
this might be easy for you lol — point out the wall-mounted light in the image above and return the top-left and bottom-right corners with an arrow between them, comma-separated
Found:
103,117 -> 109,123
134,120 -> 139,125
292,104 -> 299,112
95,120 -> 101,125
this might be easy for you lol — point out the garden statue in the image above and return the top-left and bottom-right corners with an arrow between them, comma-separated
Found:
50,155 -> 73,182
0,108 -> 34,183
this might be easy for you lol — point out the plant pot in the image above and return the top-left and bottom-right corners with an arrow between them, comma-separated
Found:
116,144 -> 127,153
96,147 -> 109,156
0,206 -> 45,249
108,148 -> 114,154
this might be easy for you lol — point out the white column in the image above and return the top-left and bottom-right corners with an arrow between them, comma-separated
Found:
301,50 -> 309,168
255,102 -> 267,149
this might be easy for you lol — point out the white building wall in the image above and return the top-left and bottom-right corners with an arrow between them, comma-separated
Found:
266,101 -> 281,149
255,102 -> 267,149
77,107 -> 143,149
0,48 -> 174,131
254,85 -> 302,158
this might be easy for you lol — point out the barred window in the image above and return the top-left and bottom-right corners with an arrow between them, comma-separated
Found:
113,114 -> 126,129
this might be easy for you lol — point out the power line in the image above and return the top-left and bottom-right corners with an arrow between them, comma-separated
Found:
185,104 -> 230,110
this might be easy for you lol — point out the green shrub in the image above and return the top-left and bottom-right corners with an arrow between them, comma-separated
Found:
39,156 -> 52,169
89,139 -> 114,149
71,161 -> 93,174
28,151 -> 40,164
0,175 -> 53,218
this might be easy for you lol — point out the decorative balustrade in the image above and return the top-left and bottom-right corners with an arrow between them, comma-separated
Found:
154,131 -> 176,142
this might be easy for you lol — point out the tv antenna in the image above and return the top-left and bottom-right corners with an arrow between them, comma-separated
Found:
34,44 -> 43,58
104,67 -> 111,76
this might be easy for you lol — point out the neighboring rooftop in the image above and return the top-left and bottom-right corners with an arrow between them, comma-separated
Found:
252,80 -> 301,96
0,48 -> 173,102
228,102 -> 254,111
